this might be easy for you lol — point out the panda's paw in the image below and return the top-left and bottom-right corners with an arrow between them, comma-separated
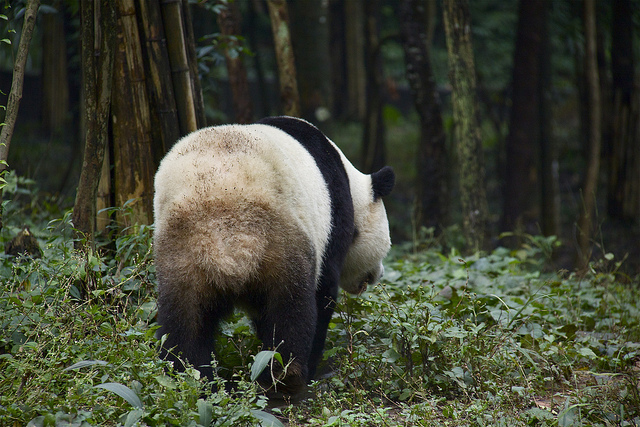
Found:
257,360 -> 307,397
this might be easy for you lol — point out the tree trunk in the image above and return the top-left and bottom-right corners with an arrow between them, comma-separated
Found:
0,0 -> 40,234
538,2 -> 559,237
362,0 -> 385,173
501,0 -> 546,237
399,0 -> 448,233
160,0 -> 198,133
289,0 -> 332,121
576,0 -> 602,268
0,0 -> 40,174
217,0 -> 253,124
442,0 -> 488,253
96,144 -> 112,233
424,0 -> 437,50
136,0 -> 181,162
73,0 -> 116,242
344,0 -> 366,120
608,0 -> 639,222
266,0 -> 300,117
112,0 -> 155,228
329,0 -> 346,120
247,1 -> 272,118
42,5 -> 69,135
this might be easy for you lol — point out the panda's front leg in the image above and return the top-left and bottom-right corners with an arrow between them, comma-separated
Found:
252,280 -> 317,395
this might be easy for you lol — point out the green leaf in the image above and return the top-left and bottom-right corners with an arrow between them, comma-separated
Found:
578,347 -> 597,359
26,415 -> 46,426
94,382 -> 143,409
523,407 -> 554,421
197,399 -> 213,427
124,409 -> 143,427
558,323 -> 577,340
251,409 -> 284,427
251,350 -> 281,382
325,415 -> 340,426
511,386 -> 525,395
443,326 -> 467,339
155,375 -> 176,389
399,389 -> 413,401
382,348 -> 401,363
63,360 -> 109,371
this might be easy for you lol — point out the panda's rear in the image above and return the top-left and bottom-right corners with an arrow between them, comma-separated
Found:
153,117 -> 394,394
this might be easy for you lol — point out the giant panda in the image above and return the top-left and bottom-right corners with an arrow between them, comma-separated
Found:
153,116 -> 395,394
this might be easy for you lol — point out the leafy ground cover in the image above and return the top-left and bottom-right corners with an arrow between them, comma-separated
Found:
1,176 -> 639,426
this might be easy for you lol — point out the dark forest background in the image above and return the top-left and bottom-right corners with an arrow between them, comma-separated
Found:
1,0 -> 639,276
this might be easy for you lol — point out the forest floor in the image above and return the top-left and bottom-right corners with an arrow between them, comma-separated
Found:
1,188 -> 638,425
1,121 -> 639,425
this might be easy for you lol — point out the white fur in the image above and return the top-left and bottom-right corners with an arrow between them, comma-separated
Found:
154,122 -> 391,294
154,124 -> 332,280
327,139 -> 392,293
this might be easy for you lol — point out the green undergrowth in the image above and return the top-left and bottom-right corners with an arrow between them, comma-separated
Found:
294,241 -> 640,426
0,177 -> 639,426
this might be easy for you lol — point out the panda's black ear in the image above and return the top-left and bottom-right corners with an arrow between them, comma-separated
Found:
371,166 -> 395,200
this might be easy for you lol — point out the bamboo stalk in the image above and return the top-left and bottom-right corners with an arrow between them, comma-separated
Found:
182,0 -> 206,128
160,0 -> 197,133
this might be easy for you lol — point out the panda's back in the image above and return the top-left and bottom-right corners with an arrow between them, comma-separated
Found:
153,124 -> 332,292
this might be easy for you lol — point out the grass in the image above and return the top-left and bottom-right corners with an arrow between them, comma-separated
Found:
1,176 -> 639,426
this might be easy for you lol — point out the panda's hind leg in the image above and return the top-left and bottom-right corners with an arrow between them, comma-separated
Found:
249,277 -> 317,395
156,284 -> 233,382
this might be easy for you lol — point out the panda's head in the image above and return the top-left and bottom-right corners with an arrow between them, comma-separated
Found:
340,166 -> 395,294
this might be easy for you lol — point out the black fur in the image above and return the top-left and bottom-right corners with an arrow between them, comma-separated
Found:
257,116 -> 355,380
372,166 -> 395,200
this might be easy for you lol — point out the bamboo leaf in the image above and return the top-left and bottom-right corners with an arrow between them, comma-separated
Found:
94,382 -> 143,409
63,360 -> 110,371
